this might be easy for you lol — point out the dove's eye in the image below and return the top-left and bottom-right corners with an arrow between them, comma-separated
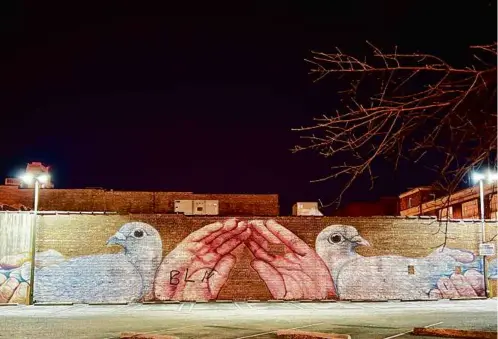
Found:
133,229 -> 144,238
328,234 -> 343,244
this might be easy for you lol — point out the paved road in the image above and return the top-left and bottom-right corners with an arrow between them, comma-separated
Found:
0,299 -> 495,339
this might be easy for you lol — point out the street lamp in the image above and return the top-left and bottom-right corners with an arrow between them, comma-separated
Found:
472,171 -> 498,229
471,170 -> 498,298
20,172 -> 50,305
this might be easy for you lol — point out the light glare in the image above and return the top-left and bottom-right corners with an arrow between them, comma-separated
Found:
472,171 -> 498,183
37,174 -> 49,184
472,172 -> 485,182
487,171 -> 498,182
20,173 -> 34,184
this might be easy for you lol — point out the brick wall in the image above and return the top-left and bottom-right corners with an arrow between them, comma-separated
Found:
0,186 -> 279,215
17,214 -> 494,303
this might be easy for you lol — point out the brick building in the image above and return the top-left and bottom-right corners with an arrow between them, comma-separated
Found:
399,183 -> 497,219
0,185 -> 279,216
1,162 -> 495,218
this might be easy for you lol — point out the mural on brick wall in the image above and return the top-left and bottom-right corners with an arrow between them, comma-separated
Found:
0,217 -> 496,303
0,212 -> 32,304
0,252 -> 31,303
315,225 -> 486,300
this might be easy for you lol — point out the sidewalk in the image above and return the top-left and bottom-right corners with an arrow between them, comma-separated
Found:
0,299 -> 496,339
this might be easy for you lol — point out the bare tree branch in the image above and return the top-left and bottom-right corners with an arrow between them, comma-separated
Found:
295,42 -> 497,207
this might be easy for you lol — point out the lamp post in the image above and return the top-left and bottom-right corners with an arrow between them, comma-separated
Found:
20,172 -> 50,305
471,170 -> 498,298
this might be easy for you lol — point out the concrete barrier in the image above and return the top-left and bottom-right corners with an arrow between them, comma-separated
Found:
412,327 -> 497,338
276,329 -> 351,339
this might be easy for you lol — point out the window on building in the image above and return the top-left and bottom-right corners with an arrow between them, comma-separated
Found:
453,203 -> 463,219
408,265 -> 415,275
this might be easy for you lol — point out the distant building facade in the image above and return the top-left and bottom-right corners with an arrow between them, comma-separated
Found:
2,162 -> 495,218
329,184 -> 497,220
399,184 -> 497,220
0,185 -> 279,216
1,162 -> 279,215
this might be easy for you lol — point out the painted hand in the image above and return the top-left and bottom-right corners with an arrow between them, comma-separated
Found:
154,218 -> 250,301
0,253 -> 31,303
246,220 -> 337,300
429,269 -> 485,298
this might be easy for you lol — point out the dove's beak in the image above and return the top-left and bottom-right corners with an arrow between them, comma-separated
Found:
106,231 -> 126,247
351,235 -> 371,247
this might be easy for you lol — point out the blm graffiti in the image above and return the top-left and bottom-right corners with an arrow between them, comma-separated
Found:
0,218 -> 493,303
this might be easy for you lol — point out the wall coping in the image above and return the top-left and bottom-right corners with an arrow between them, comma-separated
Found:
0,211 -> 497,223
0,186 -> 279,196
0,211 -> 117,215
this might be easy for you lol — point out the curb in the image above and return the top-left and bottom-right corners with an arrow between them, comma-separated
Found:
412,327 -> 497,338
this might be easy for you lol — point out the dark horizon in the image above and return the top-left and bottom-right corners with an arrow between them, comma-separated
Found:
1,1 -> 496,214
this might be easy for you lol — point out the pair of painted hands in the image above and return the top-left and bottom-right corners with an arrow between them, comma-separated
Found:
430,269 -> 485,298
154,218 -> 337,301
154,218 -> 488,301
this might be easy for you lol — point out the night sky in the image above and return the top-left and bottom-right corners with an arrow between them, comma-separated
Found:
0,1 -> 496,214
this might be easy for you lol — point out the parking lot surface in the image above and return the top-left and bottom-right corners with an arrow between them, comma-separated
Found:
0,299 -> 496,339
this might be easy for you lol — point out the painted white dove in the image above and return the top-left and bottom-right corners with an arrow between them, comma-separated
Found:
315,225 -> 479,300
315,225 -> 371,283
34,222 -> 163,303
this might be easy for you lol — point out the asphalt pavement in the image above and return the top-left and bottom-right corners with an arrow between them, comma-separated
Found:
0,299 -> 496,339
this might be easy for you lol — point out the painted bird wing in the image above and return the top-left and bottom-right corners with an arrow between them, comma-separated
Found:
337,256 -> 442,300
35,253 -> 143,303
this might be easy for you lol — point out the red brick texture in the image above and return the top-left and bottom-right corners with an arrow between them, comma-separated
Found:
31,215 -> 497,303
0,186 -> 279,216
412,327 -> 497,339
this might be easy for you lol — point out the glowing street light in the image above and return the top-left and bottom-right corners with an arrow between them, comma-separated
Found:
487,172 -> 498,182
472,172 -> 486,182
19,172 -> 51,305
472,170 -> 498,228
472,170 -> 498,298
